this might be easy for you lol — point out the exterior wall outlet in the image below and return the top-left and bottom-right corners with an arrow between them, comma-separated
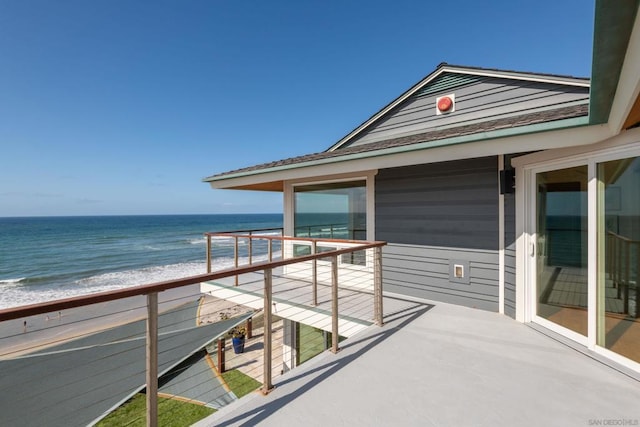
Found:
454,264 -> 464,278
449,260 -> 470,284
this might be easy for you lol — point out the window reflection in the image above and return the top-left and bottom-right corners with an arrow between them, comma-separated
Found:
294,181 -> 366,240
536,166 -> 588,336
293,181 -> 367,264
598,157 -> 640,363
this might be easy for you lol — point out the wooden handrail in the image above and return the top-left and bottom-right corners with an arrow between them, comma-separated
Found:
205,232 -> 372,246
607,230 -> 640,245
0,240 -> 386,322
204,227 -> 283,236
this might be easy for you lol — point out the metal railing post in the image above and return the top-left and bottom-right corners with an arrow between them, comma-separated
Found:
248,232 -> 253,265
312,240 -> 318,306
268,239 -> 273,263
146,292 -> 158,427
217,338 -> 225,373
374,246 -> 384,326
606,233 -> 612,280
234,236 -> 239,286
263,268 -> 274,393
206,234 -> 212,273
616,237 -> 622,297
625,240 -> 631,314
331,255 -> 339,353
637,243 -> 640,318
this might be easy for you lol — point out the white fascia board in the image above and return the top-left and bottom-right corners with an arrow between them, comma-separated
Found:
511,126 -> 640,169
209,121 -> 611,190
441,66 -> 590,88
607,7 -> 640,132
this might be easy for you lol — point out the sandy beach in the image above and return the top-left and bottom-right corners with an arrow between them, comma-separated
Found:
0,284 -> 253,358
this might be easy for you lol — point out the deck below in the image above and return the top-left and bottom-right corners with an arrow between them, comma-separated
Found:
201,268 -> 377,337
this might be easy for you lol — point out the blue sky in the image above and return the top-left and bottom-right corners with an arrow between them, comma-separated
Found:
0,1 -> 594,217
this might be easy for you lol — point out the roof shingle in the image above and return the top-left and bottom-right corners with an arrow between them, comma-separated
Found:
204,103 -> 588,181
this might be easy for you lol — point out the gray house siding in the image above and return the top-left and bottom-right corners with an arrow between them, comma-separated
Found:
348,74 -> 589,147
504,191 -> 516,318
376,157 -> 500,311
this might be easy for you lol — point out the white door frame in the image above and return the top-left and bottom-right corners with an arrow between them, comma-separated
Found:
514,127 -> 640,372
525,158 -> 591,346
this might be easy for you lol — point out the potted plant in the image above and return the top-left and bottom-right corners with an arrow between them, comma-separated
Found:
229,325 -> 246,354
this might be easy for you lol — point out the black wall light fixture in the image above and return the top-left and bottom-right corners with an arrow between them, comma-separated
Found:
500,169 -> 515,194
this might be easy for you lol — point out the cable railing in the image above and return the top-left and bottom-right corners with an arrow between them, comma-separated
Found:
0,230 -> 385,427
293,223 -> 366,240
606,231 -> 640,317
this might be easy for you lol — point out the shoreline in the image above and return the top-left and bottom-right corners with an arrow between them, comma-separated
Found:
0,285 -> 250,359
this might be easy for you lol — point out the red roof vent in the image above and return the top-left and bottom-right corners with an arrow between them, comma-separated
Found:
436,94 -> 455,115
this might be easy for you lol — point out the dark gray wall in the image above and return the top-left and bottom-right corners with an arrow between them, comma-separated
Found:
349,74 -> 589,147
376,157 -> 500,311
504,192 -> 516,318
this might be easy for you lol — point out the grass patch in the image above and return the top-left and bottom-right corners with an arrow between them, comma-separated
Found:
221,369 -> 261,398
298,324 -> 328,364
96,393 -> 215,427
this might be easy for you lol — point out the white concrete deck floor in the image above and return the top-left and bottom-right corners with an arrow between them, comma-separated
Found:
195,294 -> 640,427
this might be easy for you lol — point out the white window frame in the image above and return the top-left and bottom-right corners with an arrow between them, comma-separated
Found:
284,171 -> 377,241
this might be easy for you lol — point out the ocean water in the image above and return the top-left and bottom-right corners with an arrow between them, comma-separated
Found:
0,214 -> 282,309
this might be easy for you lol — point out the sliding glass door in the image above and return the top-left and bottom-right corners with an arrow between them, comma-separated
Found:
530,152 -> 640,367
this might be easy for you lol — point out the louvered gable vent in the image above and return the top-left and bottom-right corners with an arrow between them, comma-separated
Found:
415,73 -> 483,98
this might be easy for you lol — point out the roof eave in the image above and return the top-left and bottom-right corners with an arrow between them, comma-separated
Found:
205,116 -> 594,190
589,0 -> 640,125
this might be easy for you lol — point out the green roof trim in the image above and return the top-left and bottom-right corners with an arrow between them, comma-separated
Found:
589,0 -> 640,124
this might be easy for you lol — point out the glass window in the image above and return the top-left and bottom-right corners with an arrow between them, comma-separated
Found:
598,157 -> 640,363
294,181 -> 367,264
294,181 -> 366,240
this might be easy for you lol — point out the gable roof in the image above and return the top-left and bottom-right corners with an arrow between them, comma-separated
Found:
326,63 -> 589,152
204,65 -> 590,189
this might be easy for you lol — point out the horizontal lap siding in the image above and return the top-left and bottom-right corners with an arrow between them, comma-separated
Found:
504,192 -> 516,318
383,244 -> 499,311
350,76 -> 589,147
376,157 -> 500,311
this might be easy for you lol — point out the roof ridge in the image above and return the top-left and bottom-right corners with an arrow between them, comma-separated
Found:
438,63 -> 590,81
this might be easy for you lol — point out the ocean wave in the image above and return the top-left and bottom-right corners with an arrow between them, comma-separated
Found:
0,277 -> 25,285
0,254 -> 256,309
0,250 -> 283,310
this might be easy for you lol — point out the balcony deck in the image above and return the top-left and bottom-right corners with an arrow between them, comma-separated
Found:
195,294 -> 640,427
201,266 -> 378,338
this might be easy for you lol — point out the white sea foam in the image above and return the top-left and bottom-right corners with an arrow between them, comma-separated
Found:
252,231 -> 283,236
0,252 -> 282,309
0,277 -> 25,285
